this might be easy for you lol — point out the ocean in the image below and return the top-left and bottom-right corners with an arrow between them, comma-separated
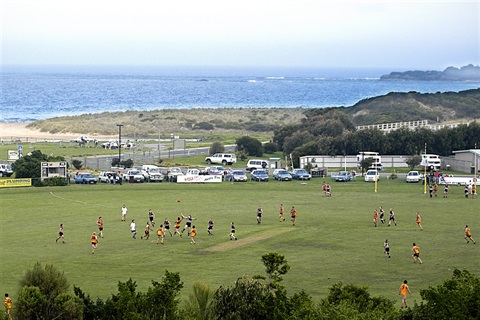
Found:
1,65 -> 479,122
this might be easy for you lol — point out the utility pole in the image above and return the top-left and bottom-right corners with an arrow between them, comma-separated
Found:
117,124 -> 123,164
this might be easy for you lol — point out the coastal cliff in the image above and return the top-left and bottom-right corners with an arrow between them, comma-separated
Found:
380,64 -> 480,81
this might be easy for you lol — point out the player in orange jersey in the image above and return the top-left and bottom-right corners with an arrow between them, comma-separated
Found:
290,206 -> 297,226
415,212 -> 423,231
190,225 -> 197,244
411,243 -> 423,264
156,224 -> 165,245
464,225 -> 476,244
399,280 -> 411,308
97,216 -> 104,238
373,210 -> 379,227
91,232 -> 98,254
4,293 -> 12,320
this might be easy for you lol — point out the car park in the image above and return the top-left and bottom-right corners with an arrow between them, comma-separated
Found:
205,153 -> 237,165
74,173 -> 98,184
251,169 -> 269,182
246,159 -> 269,172
290,169 -> 311,180
334,171 -> 353,182
272,169 -> 292,181
228,170 -> 248,182
406,171 -> 421,183
364,169 -> 380,182
123,170 -> 145,183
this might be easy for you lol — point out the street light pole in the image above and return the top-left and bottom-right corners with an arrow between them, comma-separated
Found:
117,124 -> 123,164
423,143 -> 427,194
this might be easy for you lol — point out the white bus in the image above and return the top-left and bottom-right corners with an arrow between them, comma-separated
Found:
357,152 -> 382,170
421,154 -> 441,171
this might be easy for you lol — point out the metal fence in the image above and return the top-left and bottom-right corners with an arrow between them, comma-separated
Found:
70,148 -> 211,171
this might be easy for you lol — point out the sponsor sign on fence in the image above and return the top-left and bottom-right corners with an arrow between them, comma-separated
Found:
0,178 -> 32,188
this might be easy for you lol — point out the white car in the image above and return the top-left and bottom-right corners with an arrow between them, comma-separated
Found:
124,170 -> 145,183
406,171 -> 421,183
364,169 -> 380,182
205,153 -> 237,165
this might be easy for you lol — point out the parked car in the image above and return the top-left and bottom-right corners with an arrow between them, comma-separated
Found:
158,167 -> 184,182
246,159 -> 269,172
74,173 -> 97,184
98,171 -> 121,184
334,171 -> 353,182
101,140 -> 118,149
272,169 -> 292,181
364,169 -> 380,182
141,165 -> 164,182
406,171 -> 421,183
123,170 -> 145,183
205,153 -> 237,165
206,166 -> 227,175
228,170 -> 248,182
0,163 -> 14,177
251,169 -> 269,182
70,136 -> 93,143
290,169 -> 311,180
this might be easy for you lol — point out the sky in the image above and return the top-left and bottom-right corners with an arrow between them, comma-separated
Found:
1,0 -> 479,70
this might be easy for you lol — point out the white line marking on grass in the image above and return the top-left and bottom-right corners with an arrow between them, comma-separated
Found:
49,192 -> 89,205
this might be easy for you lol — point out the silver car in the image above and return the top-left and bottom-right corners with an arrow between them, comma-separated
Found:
272,169 -> 292,181
228,170 -> 248,182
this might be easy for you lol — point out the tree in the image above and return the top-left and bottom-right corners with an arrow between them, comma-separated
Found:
71,159 -> 83,170
12,150 -> 48,178
16,262 -> 83,320
405,155 -> 422,170
256,252 -> 290,290
236,136 -> 263,157
318,282 -> 397,319
211,252 -> 296,320
263,142 -> 278,154
411,269 -> 480,319
144,271 -> 184,320
181,280 -> 213,320
209,142 -> 225,155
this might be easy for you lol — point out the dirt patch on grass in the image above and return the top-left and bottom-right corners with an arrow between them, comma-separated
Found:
201,227 -> 295,253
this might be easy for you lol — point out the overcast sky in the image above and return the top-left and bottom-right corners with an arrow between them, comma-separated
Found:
1,0 -> 478,69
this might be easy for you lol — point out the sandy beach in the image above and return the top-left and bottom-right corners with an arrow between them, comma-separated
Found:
0,122 -> 114,141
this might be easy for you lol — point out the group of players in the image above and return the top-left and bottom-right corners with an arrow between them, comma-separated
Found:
55,202 -> 301,253
373,206 -> 476,265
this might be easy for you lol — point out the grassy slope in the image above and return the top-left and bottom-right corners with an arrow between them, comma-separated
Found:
1,178 -> 478,308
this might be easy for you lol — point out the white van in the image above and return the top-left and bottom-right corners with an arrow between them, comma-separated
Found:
246,159 -> 269,172
421,154 -> 441,171
357,152 -> 382,170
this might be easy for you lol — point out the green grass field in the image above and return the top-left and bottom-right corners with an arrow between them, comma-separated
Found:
0,178 -> 478,308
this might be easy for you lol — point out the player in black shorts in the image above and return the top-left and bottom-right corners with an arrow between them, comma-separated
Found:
163,218 -> 172,237
207,218 -> 214,235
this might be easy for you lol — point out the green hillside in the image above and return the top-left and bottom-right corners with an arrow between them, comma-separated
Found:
346,88 -> 480,125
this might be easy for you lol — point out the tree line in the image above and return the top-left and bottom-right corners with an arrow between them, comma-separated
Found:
273,109 -> 480,167
8,253 -> 480,320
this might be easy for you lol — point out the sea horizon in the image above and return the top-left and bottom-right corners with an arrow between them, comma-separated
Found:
1,65 -> 479,123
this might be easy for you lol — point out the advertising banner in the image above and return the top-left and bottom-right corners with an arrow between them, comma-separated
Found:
177,175 -> 222,183
0,178 -> 32,188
